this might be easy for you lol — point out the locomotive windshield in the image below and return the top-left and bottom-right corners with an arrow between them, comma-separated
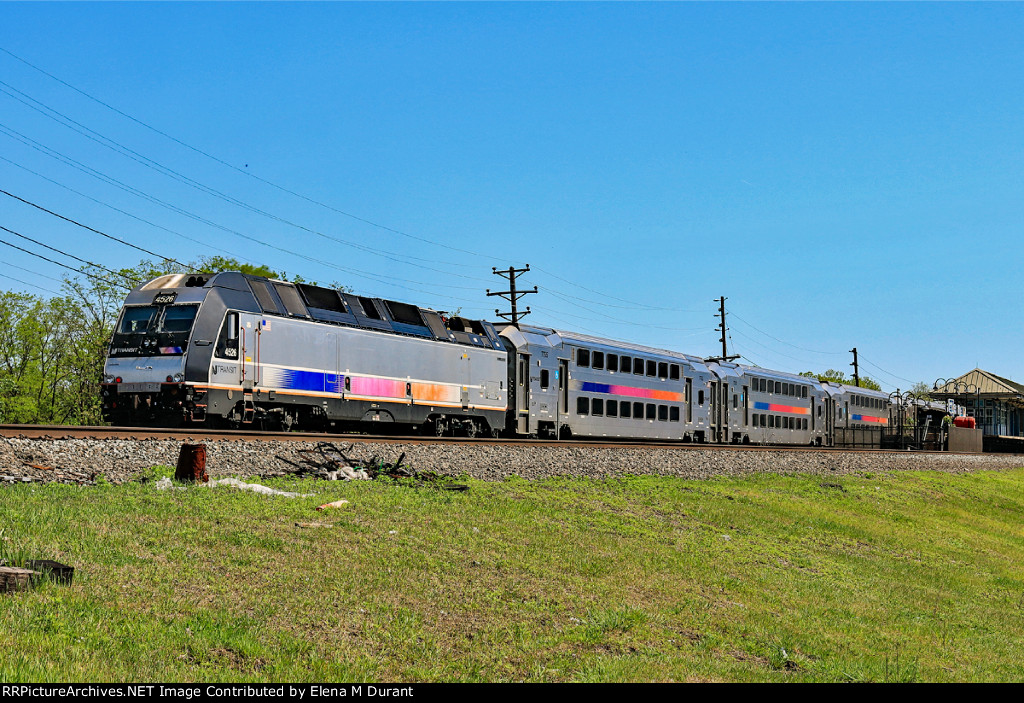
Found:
119,306 -> 158,334
110,304 -> 200,357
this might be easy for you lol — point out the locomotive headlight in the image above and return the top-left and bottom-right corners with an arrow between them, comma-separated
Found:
173,373 -> 185,383
102,374 -> 115,384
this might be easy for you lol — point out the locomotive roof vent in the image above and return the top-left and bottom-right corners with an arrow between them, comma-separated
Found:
185,275 -> 210,287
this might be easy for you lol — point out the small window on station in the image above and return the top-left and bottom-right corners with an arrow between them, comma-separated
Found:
634,358 -> 644,375
592,398 -> 604,416
607,354 -> 618,373
540,370 -> 550,390
577,349 -> 590,368
670,364 -> 680,380
670,406 -> 680,422
607,400 -> 618,417
592,351 -> 604,370
658,405 -> 668,421
646,403 -> 656,420
658,362 -> 668,379
646,360 -> 657,377
620,402 -> 631,419
634,401 -> 644,418
577,397 -> 589,415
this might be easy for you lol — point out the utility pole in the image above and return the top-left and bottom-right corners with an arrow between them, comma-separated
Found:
850,347 -> 860,387
705,296 -> 740,363
487,265 -> 537,328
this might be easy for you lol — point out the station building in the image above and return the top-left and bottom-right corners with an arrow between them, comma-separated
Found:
931,369 -> 1024,437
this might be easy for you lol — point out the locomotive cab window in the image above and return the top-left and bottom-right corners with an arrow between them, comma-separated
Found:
160,305 -> 199,333
216,312 -> 240,359
118,306 -> 157,334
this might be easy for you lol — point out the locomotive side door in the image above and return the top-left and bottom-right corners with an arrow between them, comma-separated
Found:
516,353 -> 530,434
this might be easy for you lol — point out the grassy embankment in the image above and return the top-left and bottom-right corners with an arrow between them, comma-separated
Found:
1,463 -> 1023,682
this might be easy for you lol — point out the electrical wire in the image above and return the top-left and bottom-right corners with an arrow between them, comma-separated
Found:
1,188 -> 194,272
0,45 -> 499,263
0,271 -> 62,296
0,223 -> 139,285
0,80 -> 500,280
0,228 -> 131,290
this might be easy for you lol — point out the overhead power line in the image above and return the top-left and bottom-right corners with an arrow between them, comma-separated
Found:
0,188 -> 193,271
0,225 -> 131,290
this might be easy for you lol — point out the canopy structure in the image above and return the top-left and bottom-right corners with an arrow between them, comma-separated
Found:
932,369 -> 1024,435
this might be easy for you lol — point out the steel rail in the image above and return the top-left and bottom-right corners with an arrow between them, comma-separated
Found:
0,424 -> 973,455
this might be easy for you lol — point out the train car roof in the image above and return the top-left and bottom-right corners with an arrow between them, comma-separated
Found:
498,323 -> 711,370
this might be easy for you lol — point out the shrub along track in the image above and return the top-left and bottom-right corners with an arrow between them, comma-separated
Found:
1,424 -> 1022,485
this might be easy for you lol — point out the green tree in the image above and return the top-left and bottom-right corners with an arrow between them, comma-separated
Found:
799,369 -> 882,391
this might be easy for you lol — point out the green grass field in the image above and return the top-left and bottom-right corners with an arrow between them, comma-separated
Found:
2,464 -> 1023,682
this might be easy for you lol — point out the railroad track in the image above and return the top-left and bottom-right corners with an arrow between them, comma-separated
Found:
0,424 -> 954,455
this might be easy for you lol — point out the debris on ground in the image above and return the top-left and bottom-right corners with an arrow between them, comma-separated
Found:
316,499 -> 350,511
208,477 -> 313,498
295,521 -> 333,529
278,442 -> 467,490
26,559 -> 73,586
0,566 -> 41,593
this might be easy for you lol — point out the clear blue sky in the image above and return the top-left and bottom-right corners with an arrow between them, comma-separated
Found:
2,2 -> 1023,391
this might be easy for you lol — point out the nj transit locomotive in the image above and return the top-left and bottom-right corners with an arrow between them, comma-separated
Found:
101,272 -> 893,446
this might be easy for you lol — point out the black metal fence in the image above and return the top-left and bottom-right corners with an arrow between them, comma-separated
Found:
833,427 -> 884,448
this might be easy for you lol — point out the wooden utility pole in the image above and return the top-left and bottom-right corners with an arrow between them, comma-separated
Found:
705,296 -> 740,363
850,347 -> 860,387
487,265 -> 537,328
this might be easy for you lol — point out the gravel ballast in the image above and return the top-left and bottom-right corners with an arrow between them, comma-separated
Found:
2,436 -> 1023,485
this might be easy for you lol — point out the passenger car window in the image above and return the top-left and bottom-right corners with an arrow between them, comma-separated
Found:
592,352 -> 604,370
607,354 -> 618,373
577,349 -> 590,367
577,397 -> 589,415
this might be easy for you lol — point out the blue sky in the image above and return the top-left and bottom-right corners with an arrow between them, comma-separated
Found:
1,3 -> 1022,390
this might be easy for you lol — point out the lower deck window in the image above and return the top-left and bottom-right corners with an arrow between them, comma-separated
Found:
577,397 -> 589,415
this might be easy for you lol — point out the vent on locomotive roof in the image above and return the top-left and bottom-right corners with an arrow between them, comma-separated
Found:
355,296 -> 383,320
184,275 -> 209,287
248,279 -> 281,314
273,283 -> 310,318
297,283 -> 347,314
384,300 -> 425,327
447,316 -> 486,335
